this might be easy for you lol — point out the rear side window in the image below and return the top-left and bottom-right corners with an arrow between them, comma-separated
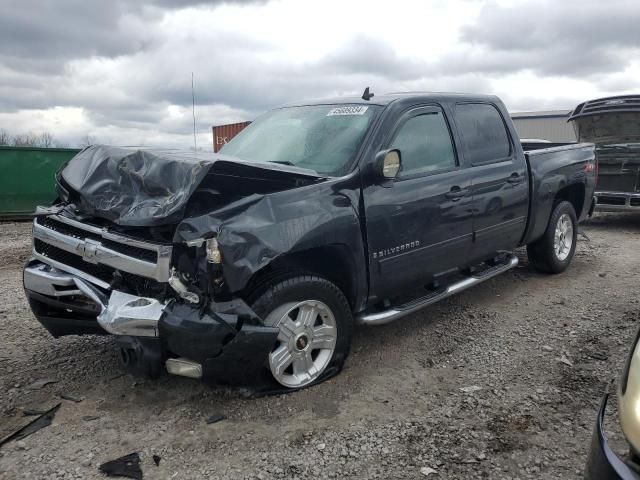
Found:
455,103 -> 511,165
390,111 -> 456,176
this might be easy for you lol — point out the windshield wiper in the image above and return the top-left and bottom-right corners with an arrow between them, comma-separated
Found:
271,160 -> 296,166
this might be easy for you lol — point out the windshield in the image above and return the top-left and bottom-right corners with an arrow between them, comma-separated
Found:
220,104 -> 381,176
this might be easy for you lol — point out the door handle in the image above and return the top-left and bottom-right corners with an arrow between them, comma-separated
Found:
508,173 -> 524,184
445,186 -> 466,201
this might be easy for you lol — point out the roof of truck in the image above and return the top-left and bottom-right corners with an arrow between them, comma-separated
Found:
283,91 -> 501,108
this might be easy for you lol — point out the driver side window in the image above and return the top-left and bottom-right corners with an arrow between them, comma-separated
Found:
390,111 -> 457,176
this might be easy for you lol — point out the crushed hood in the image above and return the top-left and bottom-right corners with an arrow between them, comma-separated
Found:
571,112 -> 640,145
57,145 -> 324,226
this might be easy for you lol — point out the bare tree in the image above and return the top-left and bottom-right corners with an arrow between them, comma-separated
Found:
12,133 -> 39,147
78,134 -> 97,147
37,132 -> 55,148
0,129 -> 10,145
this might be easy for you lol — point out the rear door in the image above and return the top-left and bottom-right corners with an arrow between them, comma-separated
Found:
453,103 -> 529,262
363,105 -> 474,298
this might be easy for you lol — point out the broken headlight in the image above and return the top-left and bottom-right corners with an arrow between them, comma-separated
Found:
205,237 -> 222,264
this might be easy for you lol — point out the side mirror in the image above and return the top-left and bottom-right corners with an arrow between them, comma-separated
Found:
375,149 -> 402,180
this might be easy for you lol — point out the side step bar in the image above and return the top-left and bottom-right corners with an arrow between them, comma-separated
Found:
356,254 -> 519,326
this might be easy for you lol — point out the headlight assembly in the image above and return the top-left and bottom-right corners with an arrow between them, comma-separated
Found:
619,328 -> 640,452
205,237 -> 222,264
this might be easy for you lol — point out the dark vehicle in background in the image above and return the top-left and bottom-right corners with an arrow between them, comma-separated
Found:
570,94 -> 640,211
585,330 -> 640,479
23,91 -> 596,390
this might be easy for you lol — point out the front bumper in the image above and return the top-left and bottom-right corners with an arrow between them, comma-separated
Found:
23,260 -> 279,384
585,394 -> 640,479
594,191 -> 640,212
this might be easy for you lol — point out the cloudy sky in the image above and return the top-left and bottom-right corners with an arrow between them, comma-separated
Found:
1,0 -> 639,148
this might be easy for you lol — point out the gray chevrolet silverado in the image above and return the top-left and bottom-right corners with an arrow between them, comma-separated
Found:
23,91 -> 596,390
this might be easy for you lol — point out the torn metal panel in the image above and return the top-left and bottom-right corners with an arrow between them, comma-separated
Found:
159,301 -> 280,384
57,145 -> 323,226
97,290 -> 165,337
0,403 -> 61,448
174,175 -> 367,300
98,452 -> 143,480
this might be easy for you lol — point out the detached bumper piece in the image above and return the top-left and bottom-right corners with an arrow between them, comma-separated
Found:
23,260 -> 279,385
585,395 -> 640,480
160,301 -> 279,385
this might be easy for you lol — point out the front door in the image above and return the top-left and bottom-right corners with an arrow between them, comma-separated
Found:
363,106 -> 474,300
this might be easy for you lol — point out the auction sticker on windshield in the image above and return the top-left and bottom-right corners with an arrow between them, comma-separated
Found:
326,106 -> 369,116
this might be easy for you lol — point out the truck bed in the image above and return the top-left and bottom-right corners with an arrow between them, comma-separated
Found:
521,142 -> 596,245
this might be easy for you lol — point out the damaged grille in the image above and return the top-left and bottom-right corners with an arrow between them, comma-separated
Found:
34,239 -> 115,283
37,216 -> 158,262
32,215 -> 172,288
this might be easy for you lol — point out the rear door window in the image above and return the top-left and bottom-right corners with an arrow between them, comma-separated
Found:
455,103 -> 512,165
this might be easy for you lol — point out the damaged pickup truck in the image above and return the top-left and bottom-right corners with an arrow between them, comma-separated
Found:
570,94 -> 640,211
24,92 -> 597,390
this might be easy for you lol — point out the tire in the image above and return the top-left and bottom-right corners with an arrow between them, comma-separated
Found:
527,200 -> 578,273
250,275 -> 353,389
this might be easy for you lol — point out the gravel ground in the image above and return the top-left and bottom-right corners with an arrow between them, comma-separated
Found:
0,213 -> 638,479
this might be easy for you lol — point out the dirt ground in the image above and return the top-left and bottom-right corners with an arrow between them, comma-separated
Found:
0,213 -> 638,479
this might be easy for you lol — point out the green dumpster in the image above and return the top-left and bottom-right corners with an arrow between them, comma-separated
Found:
0,146 -> 80,219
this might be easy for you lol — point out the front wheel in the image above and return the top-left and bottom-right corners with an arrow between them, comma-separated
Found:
250,275 -> 353,389
527,200 -> 578,273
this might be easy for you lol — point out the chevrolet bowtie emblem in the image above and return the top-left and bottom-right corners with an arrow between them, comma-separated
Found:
76,239 -> 101,264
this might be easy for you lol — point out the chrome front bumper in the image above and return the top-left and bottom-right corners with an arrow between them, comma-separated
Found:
595,191 -> 640,211
24,262 -> 165,337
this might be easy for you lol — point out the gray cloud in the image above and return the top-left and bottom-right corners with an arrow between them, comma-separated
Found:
0,0 -> 263,74
0,0 -> 638,148
459,0 -> 640,77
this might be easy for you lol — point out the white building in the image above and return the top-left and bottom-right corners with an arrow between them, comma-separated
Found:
510,110 -> 576,142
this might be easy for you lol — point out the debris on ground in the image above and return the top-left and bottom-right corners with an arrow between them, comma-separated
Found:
556,354 -> 574,367
22,408 -> 48,416
589,352 -> 608,361
27,378 -> 58,390
206,414 -> 225,425
98,452 -> 143,480
59,393 -> 83,403
0,403 -> 61,448
459,385 -> 483,394
152,455 -> 161,466
420,466 -> 438,476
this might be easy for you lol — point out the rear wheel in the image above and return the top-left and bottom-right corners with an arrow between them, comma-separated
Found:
527,201 -> 578,273
250,275 -> 353,389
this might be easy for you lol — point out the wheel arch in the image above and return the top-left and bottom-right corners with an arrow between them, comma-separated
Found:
241,244 -> 362,310
554,182 -> 585,218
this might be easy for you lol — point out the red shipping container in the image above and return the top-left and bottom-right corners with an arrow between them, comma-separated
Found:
212,121 -> 251,152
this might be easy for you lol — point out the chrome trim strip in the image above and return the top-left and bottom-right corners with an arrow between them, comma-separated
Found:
32,250 -> 111,289
23,262 -> 81,297
33,219 -> 172,282
50,215 -> 169,252
356,254 -> 519,326
24,262 -> 164,337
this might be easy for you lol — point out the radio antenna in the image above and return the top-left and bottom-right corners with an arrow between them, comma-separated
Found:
191,72 -> 197,151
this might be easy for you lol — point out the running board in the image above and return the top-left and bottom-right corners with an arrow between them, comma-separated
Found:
356,254 -> 519,326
